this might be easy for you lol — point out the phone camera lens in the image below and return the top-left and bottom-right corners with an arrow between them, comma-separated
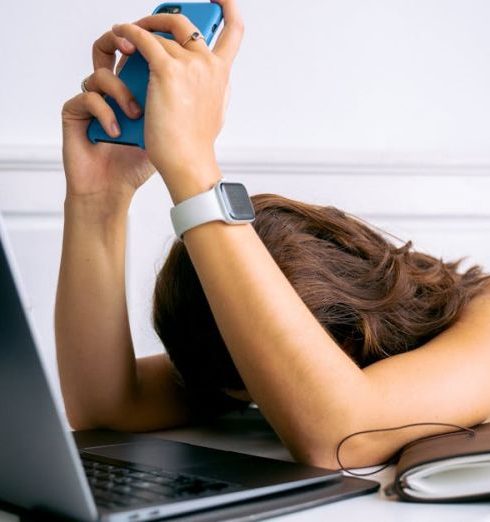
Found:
159,5 -> 181,14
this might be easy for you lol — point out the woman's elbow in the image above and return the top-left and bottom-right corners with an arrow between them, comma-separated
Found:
65,408 -> 101,432
289,435 -> 390,471
298,450 -> 378,472
289,448 -> 338,471
64,401 -> 125,432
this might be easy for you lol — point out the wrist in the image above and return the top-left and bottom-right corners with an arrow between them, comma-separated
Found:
156,155 -> 222,205
64,192 -> 131,226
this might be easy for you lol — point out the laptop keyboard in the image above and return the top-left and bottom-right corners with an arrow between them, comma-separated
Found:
80,452 -> 239,510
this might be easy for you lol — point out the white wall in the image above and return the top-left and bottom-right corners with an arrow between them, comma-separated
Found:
2,0 -> 490,156
1,0 -> 490,414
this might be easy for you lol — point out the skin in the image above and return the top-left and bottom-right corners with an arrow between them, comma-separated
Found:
56,0 -> 490,471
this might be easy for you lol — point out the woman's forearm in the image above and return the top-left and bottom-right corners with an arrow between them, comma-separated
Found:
55,193 -> 138,430
166,164 -> 490,470
167,163 -> 374,469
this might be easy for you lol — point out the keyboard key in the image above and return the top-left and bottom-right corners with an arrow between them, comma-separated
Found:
112,485 -> 133,495
113,476 -> 134,485
112,468 -> 130,475
128,471 -> 147,479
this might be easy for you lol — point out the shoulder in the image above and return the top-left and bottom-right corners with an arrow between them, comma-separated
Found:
438,277 -> 490,353
457,278 -> 490,322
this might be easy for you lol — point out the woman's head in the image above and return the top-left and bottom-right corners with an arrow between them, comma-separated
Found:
152,193 -> 490,418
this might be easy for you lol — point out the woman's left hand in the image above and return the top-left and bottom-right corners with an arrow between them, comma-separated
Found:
112,0 -> 243,203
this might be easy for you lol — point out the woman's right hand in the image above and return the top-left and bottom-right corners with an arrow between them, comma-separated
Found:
61,30 -> 155,202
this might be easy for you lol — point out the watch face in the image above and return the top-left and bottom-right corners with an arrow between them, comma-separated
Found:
219,183 -> 255,220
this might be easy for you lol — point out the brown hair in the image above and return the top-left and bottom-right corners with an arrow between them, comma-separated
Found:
152,193 -> 490,419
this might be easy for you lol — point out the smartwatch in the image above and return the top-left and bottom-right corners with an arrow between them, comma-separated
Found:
170,178 -> 255,239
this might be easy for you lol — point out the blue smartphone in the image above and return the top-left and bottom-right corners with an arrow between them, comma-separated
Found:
87,2 -> 223,149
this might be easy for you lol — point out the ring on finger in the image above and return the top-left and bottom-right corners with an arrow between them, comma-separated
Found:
80,75 -> 91,93
180,31 -> 205,48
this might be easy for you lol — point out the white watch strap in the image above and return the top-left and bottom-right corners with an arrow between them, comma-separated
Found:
170,180 -> 226,239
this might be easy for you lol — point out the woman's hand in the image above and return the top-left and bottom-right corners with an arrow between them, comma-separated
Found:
61,31 -> 155,203
111,0 -> 244,203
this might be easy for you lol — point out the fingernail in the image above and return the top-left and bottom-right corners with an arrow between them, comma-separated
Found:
129,100 -> 141,116
111,121 -> 121,137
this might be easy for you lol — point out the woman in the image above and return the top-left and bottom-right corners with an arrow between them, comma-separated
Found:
56,0 -> 490,471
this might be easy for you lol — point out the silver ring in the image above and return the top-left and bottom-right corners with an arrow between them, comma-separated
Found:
181,31 -> 205,48
81,75 -> 91,93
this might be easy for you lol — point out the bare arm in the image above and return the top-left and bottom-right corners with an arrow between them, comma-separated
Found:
55,196 -> 192,431
358,286 -> 490,466
183,217 -> 490,468
55,195 -> 134,429
56,23 -> 195,432
56,0 -> 241,433
112,3 -> 490,469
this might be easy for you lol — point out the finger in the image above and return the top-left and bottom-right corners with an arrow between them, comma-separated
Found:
135,13 -> 208,53
83,68 -> 142,119
112,23 -> 172,71
63,92 -> 121,138
93,30 -> 136,70
210,0 -> 244,65
148,32 -> 189,60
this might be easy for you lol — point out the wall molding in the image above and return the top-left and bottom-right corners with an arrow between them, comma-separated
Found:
1,144 -> 490,177
0,146 -> 63,172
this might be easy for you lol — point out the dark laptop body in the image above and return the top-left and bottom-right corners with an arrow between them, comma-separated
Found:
0,216 -> 378,521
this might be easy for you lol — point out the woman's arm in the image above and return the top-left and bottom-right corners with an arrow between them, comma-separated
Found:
55,194 -> 135,430
56,28 -> 194,432
113,1 -> 490,468
111,6 -> 374,463
173,211 -> 490,470
153,175 -> 490,469
358,285 -> 490,466
55,196 -> 192,431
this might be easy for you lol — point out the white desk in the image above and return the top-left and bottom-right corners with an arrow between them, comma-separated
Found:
2,408 -> 490,521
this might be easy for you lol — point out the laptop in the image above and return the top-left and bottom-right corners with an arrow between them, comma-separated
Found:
0,214 -> 376,521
